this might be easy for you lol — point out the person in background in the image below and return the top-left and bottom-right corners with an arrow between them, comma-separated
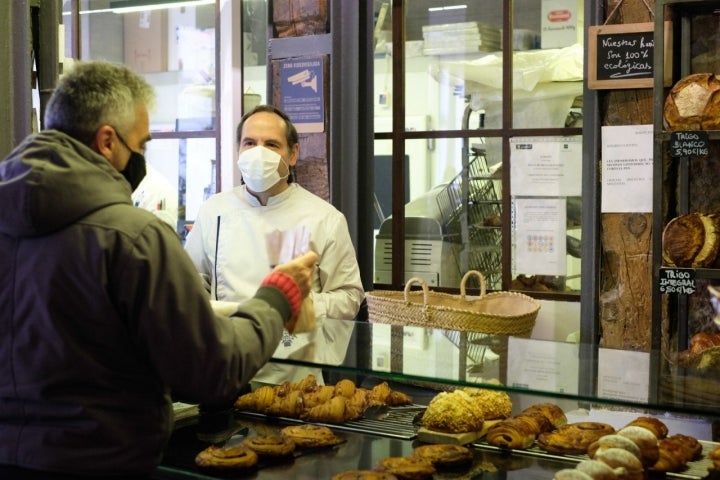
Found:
132,162 -> 179,229
0,61 -> 317,479
184,104 -> 365,386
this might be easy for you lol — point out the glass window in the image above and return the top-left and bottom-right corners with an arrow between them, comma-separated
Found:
374,0 -> 583,298
63,0 -> 219,238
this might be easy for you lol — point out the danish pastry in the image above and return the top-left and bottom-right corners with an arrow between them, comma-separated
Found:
651,433 -> 703,472
281,424 -> 343,448
537,422 -> 615,455
410,444 -> 473,468
485,416 -> 541,449
194,444 -> 259,470
374,457 -> 436,480
241,435 -> 296,457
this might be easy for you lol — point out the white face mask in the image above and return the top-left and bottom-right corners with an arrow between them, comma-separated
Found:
236,146 -> 288,193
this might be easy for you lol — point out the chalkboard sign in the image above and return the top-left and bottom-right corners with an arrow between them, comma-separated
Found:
670,131 -> 710,157
589,22 -> 673,90
658,268 -> 696,295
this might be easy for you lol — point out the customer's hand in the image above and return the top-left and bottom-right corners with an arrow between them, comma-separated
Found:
273,251 -> 318,301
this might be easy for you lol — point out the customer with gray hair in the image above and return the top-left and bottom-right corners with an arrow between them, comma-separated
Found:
0,61 -> 317,479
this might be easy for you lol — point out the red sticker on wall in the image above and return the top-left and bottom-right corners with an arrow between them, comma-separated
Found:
547,9 -> 572,22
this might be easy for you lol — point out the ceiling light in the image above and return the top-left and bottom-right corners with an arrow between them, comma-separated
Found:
109,0 -> 214,14
428,4 -> 468,12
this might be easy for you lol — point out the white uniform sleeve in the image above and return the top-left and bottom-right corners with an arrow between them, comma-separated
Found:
310,213 -> 365,320
183,205 -> 213,294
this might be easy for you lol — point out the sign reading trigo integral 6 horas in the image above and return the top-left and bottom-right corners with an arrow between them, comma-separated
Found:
588,22 -> 673,90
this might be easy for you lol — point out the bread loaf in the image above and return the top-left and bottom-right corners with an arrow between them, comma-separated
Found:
662,213 -> 720,268
664,73 -> 720,130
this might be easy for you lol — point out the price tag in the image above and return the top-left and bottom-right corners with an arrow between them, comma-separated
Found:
658,268 -> 696,295
670,131 -> 709,158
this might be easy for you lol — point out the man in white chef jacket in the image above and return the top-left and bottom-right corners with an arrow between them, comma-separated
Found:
184,104 -> 365,387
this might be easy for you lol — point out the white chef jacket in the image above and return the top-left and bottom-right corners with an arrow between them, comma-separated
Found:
184,183 -> 365,384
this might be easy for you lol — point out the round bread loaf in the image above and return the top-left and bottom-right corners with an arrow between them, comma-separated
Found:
664,73 -> 720,130
662,213 -> 720,268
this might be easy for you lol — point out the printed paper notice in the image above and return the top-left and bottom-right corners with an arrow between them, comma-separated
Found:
510,137 -> 582,196
506,337 -> 579,394
513,198 -> 567,276
280,57 -> 324,133
601,125 -> 653,212
597,348 -> 649,403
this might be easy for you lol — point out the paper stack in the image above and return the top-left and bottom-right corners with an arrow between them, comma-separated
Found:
422,22 -> 501,56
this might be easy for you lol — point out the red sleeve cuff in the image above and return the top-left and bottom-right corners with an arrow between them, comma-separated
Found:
260,271 -> 302,318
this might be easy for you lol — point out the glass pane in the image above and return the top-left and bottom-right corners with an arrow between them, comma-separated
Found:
75,0 -> 216,132
407,0 -> 504,132
512,0 -> 583,129
242,0 -> 268,113
141,138 -> 216,240
509,135 -> 582,294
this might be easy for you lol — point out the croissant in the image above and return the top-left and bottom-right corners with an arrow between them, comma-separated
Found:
301,385 -> 336,409
385,390 -> 412,406
368,382 -> 392,406
485,416 -> 539,449
334,379 -> 357,399
346,389 -> 370,421
234,391 -> 257,411
264,389 -> 303,418
291,373 -> 318,392
301,395 -> 349,423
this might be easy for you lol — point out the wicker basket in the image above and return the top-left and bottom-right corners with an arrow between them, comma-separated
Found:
366,270 -> 540,336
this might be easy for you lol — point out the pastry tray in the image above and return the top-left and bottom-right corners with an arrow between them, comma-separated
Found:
469,440 -> 720,480
234,404 -> 426,440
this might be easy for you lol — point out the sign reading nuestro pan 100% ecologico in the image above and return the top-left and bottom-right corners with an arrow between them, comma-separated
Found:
588,22 -> 673,90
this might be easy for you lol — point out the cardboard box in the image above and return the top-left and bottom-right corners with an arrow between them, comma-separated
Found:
124,10 -> 167,73
541,0 -> 578,49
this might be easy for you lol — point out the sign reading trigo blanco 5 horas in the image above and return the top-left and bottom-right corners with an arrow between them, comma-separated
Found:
280,56 -> 324,133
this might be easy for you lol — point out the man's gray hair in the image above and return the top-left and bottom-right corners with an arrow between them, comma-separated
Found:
44,61 -> 155,144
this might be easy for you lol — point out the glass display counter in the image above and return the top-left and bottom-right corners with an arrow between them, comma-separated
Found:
154,320 -> 720,479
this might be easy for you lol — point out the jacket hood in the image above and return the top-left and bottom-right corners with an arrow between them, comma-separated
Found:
0,130 -> 133,237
